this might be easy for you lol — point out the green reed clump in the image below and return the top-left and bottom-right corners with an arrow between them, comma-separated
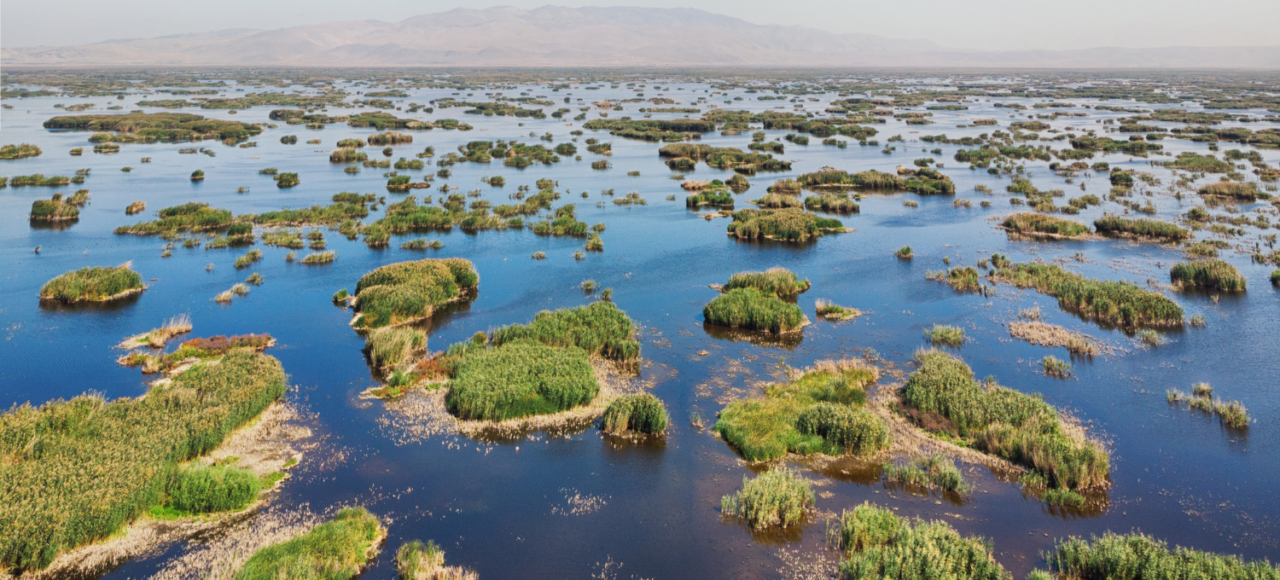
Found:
993,261 -> 1183,327
0,351 -> 286,572
1042,487 -> 1086,507
882,454 -> 972,494
837,502 -> 1008,580
30,194 -> 80,221
353,258 -> 478,329
1170,259 -> 1246,292
165,464 -> 262,515
601,394 -> 668,435
727,208 -> 843,242
1198,181 -> 1261,201
115,202 -> 235,235
1042,355 -> 1073,378
924,324 -> 965,347
901,350 -> 1108,491
795,168 -> 905,190
445,342 -> 598,421
929,267 -> 982,292
1001,212 -> 1089,238
488,301 -> 639,361
723,267 -> 811,297
704,288 -> 805,334
715,362 -> 886,461
721,468 -> 814,530
1048,531 -> 1280,579
897,246 -> 914,259
1094,215 -> 1190,242
803,193 -> 860,214
396,539 -> 477,580
365,326 -> 426,372
40,264 -> 143,303
0,143 -> 42,159
234,507 -> 383,580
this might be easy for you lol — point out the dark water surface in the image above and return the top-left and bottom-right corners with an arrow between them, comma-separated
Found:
2,80 -> 1278,578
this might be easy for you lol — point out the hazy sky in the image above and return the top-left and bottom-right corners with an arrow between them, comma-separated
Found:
3,0 -> 1277,51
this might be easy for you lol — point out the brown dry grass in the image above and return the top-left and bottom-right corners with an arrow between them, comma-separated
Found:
1009,321 -> 1106,356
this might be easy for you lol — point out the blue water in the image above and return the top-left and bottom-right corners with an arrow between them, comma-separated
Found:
2,79 -> 1278,578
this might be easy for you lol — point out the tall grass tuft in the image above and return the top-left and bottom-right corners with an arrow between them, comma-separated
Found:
366,326 -> 427,372
924,324 -> 965,347
1049,531 -> 1280,579
723,267 -> 811,297
445,342 -> 597,421
704,288 -> 805,334
1170,259 -> 1247,292
993,261 -> 1183,327
601,394 -> 668,435
882,454 -> 972,494
165,464 -> 263,514
721,469 -> 814,530
837,502 -> 1008,580
234,507 -> 383,580
397,539 -> 478,580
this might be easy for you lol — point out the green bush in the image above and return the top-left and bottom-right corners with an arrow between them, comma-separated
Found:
837,503 -> 1008,580
1048,531 -> 1280,579
1170,259 -> 1246,292
40,265 -> 143,303
166,464 -> 262,514
234,507 -> 382,580
703,288 -> 805,334
601,394 -> 668,435
721,469 -> 814,530
445,342 -> 598,421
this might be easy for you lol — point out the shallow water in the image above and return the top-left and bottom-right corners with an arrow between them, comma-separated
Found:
2,78 -> 1279,578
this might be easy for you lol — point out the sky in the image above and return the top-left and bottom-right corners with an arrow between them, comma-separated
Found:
3,0 -> 1277,51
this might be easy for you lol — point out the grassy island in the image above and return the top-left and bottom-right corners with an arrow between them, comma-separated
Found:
0,143 -> 42,159
40,264 -> 144,303
704,288 -> 805,334
42,111 -> 261,143
715,359 -> 887,462
727,208 -> 845,242
0,350 -> 286,572
234,507 -> 383,580
115,202 -> 234,235
900,350 -> 1109,493
723,268 -> 811,297
1093,215 -> 1190,242
445,342 -> 598,421
30,193 -> 81,222
1001,213 -> 1090,238
351,258 -> 479,329
1170,259 -> 1246,292
601,394 -> 668,435
796,168 -> 905,191
992,260 -> 1184,327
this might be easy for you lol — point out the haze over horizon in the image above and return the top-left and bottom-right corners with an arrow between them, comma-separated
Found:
3,0 -> 1277,53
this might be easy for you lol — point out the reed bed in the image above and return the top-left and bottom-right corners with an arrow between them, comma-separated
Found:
115,202 -> 234,235
1001,213 -> 1089,238
40,264 -> 143,303
727,208 -> 844,242
366,326 -> 427,373
882,453 -> 972,494
1170,259 -> 1247,292
803,193 -> 860,214
601,393 -> 668,435
901,350 -> 1108,491
30,193 -> 81,221
1009,321 -> 1100,356
0,351 -> 286,571
234,507 -> 383,580
704,288 -> 805,334
445,342 -> 598,421
488,301 -> 639,361
993,261 -> 1183,327
352,258 -> 478,329
396,540 -> 478,580
1042,355 -> 1073,378
1093,215 -> 1190,242
1048,532 -> 1280,579
816,299 -> 861,321
837,503 -> 1007,580
299,251 -> 335,265
721,469 -> 814,530
723,267 -> 811,297
119,314 -> 193,349
715,361 -> 887,461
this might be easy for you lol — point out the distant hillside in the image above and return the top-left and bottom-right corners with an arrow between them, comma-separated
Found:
4,5 -> 1279,69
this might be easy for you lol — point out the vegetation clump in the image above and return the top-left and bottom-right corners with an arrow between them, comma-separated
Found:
235,507 -> 383,580
43,111 -> 261,143
445,341 -> 598,421
115,202 -> 234,235
993,260 -> 1184,327
351,259 -> 479,329
1001,213 -> 1089,238
727,208 -> 844,242
489,301 -> 640,361
704,288 -> 805,334
924,324 -> 965,347
815,299 -> 861,321
1170,260 -> 1247,292
882,454 -> 973,494
0,143 -> 42,159
721,469 -> 814,530
722,267 -> 810,297
836,503 -> 1008,580
1198,181 -> 1261,201
1094,215 -> 1190,242
601,393 -> 668,435
1047,532 -> 1279,579
40,264 -> 144,303
0,350 -> 286,572
715,360 -> 887,461
795,168 -> 905,191
900,350 -> 1109,492
30,193 -> 81,222
396,540 -> 478,580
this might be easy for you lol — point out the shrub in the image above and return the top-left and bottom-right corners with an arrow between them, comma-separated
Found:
722,267 -> 810,297
837,503 -> 1007,580
40,264 -> 144,303
0,351 -> 286,572
715,362 -> 885,461
165,464 -> 262,514
703,288 -> 805,334
601,394 -> 668,435
235,507 -> 382,580
1048,532 -> 1280,579
721,469 -> 814,530
1170,259 -> 1246,292
353,259 -> 478,329
445,342 -> 598,421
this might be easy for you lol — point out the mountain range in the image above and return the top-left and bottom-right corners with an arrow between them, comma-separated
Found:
5,5 -> 1278,69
